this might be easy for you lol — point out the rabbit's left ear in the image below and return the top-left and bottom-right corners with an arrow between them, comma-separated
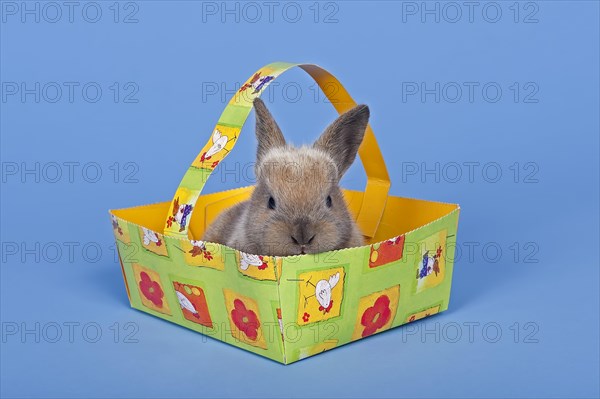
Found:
254,98 -> 286,162
314,105 -> 370,179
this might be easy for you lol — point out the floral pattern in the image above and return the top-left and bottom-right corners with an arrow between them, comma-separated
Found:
352,285 -> 400,341
231,299 -> 260,341
222,289 -> 267,349
139,272 -> 164,306
361,295 -> 392,337
132,264 -> 171,315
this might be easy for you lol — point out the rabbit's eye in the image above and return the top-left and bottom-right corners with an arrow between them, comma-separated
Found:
268,196 -> 276,210
326,195 -> 332,208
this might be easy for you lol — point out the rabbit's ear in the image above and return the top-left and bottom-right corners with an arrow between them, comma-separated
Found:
314,105 -> 370,179
254,98 -> 286,162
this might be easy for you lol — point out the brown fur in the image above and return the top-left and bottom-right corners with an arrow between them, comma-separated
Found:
203,98 -> 369,256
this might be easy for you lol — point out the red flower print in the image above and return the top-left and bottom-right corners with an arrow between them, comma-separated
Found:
231,299 -> 260,341
139,271 -> 164,307
211,160 -> 220,168
203,251 -> 213,261
302,312 -> 310,323
166,217 -> 174,228
361,295 -> 392,338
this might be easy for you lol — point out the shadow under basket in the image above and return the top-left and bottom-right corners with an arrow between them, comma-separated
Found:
109,62 -> 460,364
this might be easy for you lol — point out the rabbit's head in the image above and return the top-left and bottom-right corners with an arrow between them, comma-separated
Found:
243,98 -> 369,256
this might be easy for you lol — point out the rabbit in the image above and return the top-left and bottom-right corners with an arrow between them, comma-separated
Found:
203,98 -> 369,256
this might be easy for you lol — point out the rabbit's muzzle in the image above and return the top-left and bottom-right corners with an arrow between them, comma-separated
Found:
290,217 -> 316,254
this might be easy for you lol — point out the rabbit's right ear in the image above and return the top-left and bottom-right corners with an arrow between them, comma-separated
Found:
314,104 -> 370,180
254,98 -> 286,162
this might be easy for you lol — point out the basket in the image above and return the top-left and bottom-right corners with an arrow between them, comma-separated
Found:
109,62 -> 460,364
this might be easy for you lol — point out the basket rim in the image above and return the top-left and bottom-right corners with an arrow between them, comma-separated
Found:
109,186 -> 460,259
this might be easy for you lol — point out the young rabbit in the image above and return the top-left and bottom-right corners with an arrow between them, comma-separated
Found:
203,98 -> 369,256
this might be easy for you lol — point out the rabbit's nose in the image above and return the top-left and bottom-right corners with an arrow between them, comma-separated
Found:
290,234 -> 315,247
291,219 -> 315,247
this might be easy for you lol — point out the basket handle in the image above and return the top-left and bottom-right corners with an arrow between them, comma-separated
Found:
163,62 -> 390,239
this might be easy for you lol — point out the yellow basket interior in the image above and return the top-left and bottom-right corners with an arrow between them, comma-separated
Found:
112,187 -> 459,245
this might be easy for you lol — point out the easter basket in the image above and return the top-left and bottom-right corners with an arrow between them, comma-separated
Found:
109,62 -> 460,364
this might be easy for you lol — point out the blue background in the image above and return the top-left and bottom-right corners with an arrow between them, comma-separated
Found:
1,1 -> 598,398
